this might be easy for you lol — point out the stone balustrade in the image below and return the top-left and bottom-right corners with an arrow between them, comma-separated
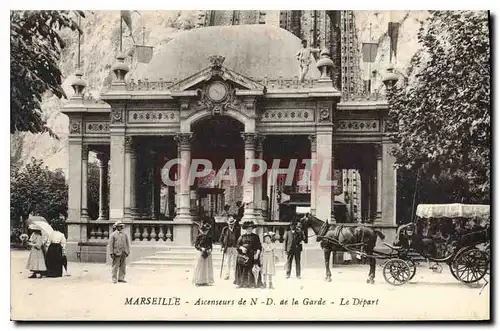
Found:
126,78 -> 385,101
131,222 -> 175,243
87,223 -> 112,241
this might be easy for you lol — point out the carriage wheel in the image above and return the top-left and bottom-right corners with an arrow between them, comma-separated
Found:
451,248 -> 489,284
383,259 -> 412,286
407,259 -> 417,281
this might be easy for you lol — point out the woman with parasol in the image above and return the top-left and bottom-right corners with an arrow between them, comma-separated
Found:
26,223 -> 47,278
192,221 -> 214,286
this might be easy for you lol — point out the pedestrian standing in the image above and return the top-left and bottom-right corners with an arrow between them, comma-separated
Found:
219,216 -> 240,280
26,225 -> 47,278
108,222 -> 130,284
193,222 -> 214,286
261,232 -> 278,289
284,221 -> 304,279
45,229 -> 67,277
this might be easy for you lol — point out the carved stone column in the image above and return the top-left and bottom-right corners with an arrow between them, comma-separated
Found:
68,139 -> 83,224
375,144 -> 383,222
254,134 -> 265,219
315,127 -> 333,222
149,150 -> 157,219
130,147 -> 138,218
382,142 -> 397,226
173,133 -> 194,245
308,134 -> 317,216
241,132 -> 258,223
81,145 -> 89,220
97,153 -> 109,220
124,136 -> 133,220
174,133 -> 193,222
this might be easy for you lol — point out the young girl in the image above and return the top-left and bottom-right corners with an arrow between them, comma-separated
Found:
261,232 -> 277,289
26,225 -> 47,278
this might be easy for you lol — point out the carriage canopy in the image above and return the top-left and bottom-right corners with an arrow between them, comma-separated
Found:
416,204 -> 490,220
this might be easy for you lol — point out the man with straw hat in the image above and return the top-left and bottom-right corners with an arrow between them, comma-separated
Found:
108,221 -> 130,284
219,215 -> 240,280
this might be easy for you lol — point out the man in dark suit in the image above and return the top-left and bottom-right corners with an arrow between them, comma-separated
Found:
284,221 -> 304,279
236,201 -> 244,221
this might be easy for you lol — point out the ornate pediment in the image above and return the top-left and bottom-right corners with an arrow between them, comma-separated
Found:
169,56 -> 266,93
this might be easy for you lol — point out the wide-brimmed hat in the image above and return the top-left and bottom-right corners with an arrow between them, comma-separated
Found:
199,222 -> 211,233
114,221 -> 125,228
241,221 -> 255,229
263,232 -> 274,240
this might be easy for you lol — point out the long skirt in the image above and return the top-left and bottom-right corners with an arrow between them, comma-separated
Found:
46,243 -> 63,277
235,259 -> 264,288
192,253 -> 214,286
26,247 -> 47,273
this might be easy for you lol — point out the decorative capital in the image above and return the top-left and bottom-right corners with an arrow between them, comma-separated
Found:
97,153 -> 109,166
110,107 -> 124,124
208,55 -> 225,68
174,133 -> 193,151
319,108 -> 331,122
256,134 -> 266,153
82,145 -> 89,161
124,136 -> 134,153
375,144 -> 382,159
69,120 -> 81,134
308,134 -> 317,152
241,132 -> 257,150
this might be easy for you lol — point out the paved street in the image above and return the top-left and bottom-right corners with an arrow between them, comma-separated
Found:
10,250 -> 489,321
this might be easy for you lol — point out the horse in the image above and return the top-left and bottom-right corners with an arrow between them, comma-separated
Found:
300,213 -> 385,283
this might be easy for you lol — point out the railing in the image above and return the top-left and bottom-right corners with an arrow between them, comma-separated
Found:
340,90 -> 386,102
87,223 -> 112,241
131,222 -> 175,243
126,77 -> 317,92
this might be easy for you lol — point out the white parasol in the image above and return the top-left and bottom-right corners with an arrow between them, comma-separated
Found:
27,216 -> 54,237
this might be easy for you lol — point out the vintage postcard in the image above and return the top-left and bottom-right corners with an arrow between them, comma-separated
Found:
10,9 -> 490,321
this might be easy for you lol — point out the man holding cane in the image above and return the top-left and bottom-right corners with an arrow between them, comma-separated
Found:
219,216 -> 240,281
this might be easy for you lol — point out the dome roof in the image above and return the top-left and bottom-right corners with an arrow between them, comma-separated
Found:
134,25 -> 321,82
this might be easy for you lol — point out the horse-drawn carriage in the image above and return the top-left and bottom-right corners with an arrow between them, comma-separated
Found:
381,203 -> 490,286
301,203 -> 490,287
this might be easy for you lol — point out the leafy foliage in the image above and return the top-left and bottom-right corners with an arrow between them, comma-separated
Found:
87,161 -> 100,220
10,158 -> 68,233
388,11 -> 490,204
10,10 -> 83,136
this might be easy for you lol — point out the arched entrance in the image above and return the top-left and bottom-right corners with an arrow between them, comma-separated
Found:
191,116 -> 245,242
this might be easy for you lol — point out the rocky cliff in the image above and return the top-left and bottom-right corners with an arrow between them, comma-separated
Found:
11,10 -> 428,174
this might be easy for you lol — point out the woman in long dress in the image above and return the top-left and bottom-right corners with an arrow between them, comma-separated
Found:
192,222 -> 214,286
45,230 -> 67,277
26,226 -> 47,278
234,221 -> 264,288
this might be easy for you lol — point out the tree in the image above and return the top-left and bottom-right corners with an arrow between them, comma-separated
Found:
387,11 -> 490,205
87,161 -> 100,220
10,10 -> 83,136
10,158 -> 68,233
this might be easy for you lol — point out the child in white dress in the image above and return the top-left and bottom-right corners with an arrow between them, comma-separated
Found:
261,232 -> 278,289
